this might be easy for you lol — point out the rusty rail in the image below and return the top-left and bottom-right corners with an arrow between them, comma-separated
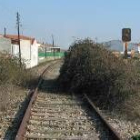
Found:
15,62 -> 57,140
84,94 -> 123,140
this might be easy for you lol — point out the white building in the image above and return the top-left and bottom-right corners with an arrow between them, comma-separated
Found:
0,36 -> 11,53
5,35 -> 39,68
138,44 -> 140,53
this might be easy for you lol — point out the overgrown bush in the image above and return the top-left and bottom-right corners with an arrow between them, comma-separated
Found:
0,53 -> 37,111
0,53 -> 34,87
58,39 -> 140,109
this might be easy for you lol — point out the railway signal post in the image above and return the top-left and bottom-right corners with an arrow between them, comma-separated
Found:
122,28 -> 131,58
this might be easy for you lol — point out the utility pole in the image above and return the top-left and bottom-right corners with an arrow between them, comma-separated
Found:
4,27 -> 6,37
52,34 -> 55,58
16,12 -> 22,68
45,46 -> 47,58
52,34 -> 54,47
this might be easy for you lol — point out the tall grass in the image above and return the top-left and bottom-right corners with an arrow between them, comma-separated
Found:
0,53 -> 36,111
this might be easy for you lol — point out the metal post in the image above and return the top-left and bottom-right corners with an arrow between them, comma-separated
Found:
52,35 -> 55,59
45,46 -> 46,58
124,42 -> 128,58
4,28 -> 6,37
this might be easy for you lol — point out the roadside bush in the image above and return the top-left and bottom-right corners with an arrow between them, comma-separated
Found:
0,53 -> 36,111
58,39 -> 139,109
0,53 -> 34,87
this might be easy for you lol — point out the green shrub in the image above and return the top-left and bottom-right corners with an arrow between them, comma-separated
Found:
132,135 -> 140,140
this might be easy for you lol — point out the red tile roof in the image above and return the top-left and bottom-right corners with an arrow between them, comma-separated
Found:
4,34 -> 35,44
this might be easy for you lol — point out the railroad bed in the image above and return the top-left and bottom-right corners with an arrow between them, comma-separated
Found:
16,60 -> 121,140
24,93 -> 100,139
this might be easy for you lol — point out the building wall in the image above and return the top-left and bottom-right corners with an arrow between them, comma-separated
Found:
12,44 -> 19,57
30,40 -> 38,68
21,40 -> 31,68
12,40 -> 38,68
138,46 -> 140,53
0,37 -> 11,53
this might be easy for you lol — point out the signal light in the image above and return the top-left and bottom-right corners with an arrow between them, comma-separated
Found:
122,28 -> 131,42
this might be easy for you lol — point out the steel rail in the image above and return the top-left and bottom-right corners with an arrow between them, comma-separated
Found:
15,61 -> 57,140
84,94 -> 123,140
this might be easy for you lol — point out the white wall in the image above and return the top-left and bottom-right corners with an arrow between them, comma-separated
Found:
12,44 -> 19,57
21,40 -> 31,68
138,46 -> 140,53
0,37 -> 11,53
30,40 -> 38,68
12,39 -> 38,69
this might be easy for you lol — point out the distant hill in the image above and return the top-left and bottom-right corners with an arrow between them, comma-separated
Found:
103,40 -> 138,52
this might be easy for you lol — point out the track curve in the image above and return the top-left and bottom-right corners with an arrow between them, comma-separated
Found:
16,60 -> 123,140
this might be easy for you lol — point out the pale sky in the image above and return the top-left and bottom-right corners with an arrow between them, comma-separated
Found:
0,0 -> 139,48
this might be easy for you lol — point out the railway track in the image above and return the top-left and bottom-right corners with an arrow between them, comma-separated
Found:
15,60 -> 123,140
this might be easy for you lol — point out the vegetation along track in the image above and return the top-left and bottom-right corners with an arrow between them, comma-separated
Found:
15,60 -> 123,140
